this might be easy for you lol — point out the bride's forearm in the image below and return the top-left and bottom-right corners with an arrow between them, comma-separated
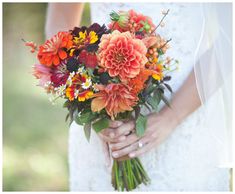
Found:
45,3 -> 84,38
159,69 -> 201,127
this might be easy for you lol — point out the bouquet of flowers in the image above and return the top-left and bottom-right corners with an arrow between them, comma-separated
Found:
25,9 -> 178,191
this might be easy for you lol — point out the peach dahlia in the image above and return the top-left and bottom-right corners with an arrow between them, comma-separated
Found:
98,30 -> 148,82
91,83 -> 138,120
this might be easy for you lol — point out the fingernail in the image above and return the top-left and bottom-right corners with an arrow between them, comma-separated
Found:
112,152 -> 119,158
129,153 -> 135,158
119,136 -> 126,141
109,132 -> 115,138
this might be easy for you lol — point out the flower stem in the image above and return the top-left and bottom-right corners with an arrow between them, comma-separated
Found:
112,158 -> 150,191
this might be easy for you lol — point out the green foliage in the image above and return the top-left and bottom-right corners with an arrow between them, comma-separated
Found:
110,11 -> 120,21
83,122 -> 91,142
146,95 -> 159,111
75,109 -> 96,125
135,114 -> 147,137
92,117 -> 110,133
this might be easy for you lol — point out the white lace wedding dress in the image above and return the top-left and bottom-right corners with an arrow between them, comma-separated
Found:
68,3 -> 230,191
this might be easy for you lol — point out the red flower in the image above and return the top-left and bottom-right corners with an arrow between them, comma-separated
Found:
128,9 -> 155,33
98,31 -> 148,81
50,62 -> 69,87
79,50 -> 98,68
38,32 -> 73,67
109,10 -> 155,34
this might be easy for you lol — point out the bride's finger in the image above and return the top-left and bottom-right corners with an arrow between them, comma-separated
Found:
111,142 -> 138,158
111,136 -> 151,158
109,134 -> 140,151
128,142 -> 155,158
109,120 -> 123,128
99,132 -> 125,143
109,120 -> 135,138
99,121 -> 123,137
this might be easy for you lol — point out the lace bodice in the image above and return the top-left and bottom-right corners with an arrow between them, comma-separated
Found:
68,3 -> 230,191
91,3 -> 203,95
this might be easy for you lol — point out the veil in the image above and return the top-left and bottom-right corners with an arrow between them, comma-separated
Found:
194,3 -> 233,167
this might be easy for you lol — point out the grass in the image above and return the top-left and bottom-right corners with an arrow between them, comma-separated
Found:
3,3 -> 90,191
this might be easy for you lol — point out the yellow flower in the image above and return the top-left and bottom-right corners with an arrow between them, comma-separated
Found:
78,90 -> 94,102
69,48 -> 75,56
88,31 -> 98,44
152,73 -> 162,80
79,31 -> 87,41
73,30 -> 98,45
73,37 -> 80,45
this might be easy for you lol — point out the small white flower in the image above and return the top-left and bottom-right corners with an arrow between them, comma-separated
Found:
55,85 -> 66,96
82,78 -> 92,89
77,67 -> 84,74
67,72 -> 75,86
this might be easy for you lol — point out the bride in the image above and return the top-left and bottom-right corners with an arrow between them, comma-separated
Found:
46,2 -> 232,191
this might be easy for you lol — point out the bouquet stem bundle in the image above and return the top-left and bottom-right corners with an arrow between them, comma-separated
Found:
112,158 -> 150,191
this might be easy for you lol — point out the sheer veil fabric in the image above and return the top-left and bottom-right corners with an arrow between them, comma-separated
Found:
194,3 -> 233,167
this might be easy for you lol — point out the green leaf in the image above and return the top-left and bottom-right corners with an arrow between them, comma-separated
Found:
146,96 -> 158,111
135,114 -> 147,137
164,83 -> 173,93
65,113 -> 70,122
145,85 -> 156,95
110,11 -> 120,21
157,85 -> 165,92
87,67 -> 94,77
134,106 -> 141,120
83,122 -> 91,142
92,117 -> 109,133
63,100 -> 70,108
143,103 -> 152,112
75,109 -> 96,125
153,90 -> 162,104
157,49 -> 164,56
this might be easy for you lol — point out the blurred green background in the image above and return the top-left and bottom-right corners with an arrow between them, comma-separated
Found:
3,3 -> 90,191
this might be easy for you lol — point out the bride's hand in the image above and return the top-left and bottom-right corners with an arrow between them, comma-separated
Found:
98,120 -> 124,167
98,120 -> 124,143
109,110 -> 179,159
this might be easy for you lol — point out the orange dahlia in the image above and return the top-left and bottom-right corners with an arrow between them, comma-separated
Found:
128,69 -> 154,94
98,30 -> 148,82
91,84 -> 138,120
38,32 -> 73,67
